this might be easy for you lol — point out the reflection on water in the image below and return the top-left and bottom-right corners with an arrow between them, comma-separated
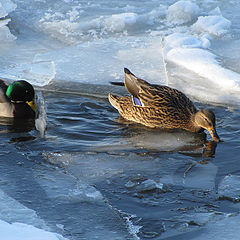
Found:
93,115 -> 218,157
0,117 -> 35,133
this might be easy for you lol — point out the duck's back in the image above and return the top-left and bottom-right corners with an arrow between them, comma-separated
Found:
134,84 -> 197,129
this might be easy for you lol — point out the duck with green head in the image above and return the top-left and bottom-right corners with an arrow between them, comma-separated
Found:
108,68 -> 220,142
0,79 -> 37,118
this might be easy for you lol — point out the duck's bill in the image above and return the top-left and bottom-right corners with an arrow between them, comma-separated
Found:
209,127 -> 220,142
27,100 -> 37,112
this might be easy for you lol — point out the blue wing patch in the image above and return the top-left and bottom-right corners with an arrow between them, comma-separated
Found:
133,96 -> 142,106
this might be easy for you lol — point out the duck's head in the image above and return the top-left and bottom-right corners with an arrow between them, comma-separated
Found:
194,109 -> 220,142
6,80 -> 37,112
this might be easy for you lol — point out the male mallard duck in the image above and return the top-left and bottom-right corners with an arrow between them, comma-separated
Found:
0,79 -> 36,118
108,68 -> 220,142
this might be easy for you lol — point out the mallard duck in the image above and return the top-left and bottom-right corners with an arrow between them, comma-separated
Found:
108,68 -> 220,142
0,79 -> 36,118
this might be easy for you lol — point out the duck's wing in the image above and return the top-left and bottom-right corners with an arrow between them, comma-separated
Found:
0,79 -> 9,103
124,68 -> 196,114
124,68 -> 158,107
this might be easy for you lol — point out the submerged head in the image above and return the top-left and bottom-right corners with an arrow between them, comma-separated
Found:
194,109 -> 220,142
6,80 -> 37,112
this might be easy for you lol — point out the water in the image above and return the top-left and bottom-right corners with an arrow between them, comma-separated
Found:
1,0 -> 240,239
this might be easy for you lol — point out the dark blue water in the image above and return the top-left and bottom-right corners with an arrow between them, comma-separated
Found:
0,85 -> 240,239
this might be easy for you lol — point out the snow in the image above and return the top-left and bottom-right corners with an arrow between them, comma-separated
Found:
167,0 -> 200,25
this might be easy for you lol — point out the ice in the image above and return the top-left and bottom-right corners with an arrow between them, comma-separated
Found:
218,174 -> 240,202
0,189 -> 47,229
136,179 -> 167,193
192,213 -> 240,240
0,0 -> 16,18
27,36 -> 167,86
0,220 -> 67,240
103,13 -> 138,32
164,31 -> 240,104
35,91 -> 47,137
47,152 -> 217,192
167,0 -> 200,25
0,0 -> 16,43
160,161 -> 218,190
192,15 -> 231,37
0,188 -> 67,240
34,167 -> 104,203
0,24 -> 16,42
165,33 -> 210,50
166,47 -> 240,89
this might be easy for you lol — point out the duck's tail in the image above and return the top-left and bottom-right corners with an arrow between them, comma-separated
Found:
108,94 -> 121,110
109,81 -> 124,86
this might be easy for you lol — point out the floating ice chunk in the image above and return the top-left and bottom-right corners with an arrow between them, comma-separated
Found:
136,179 -> 166,192
165,33 -> 210,50
35,168 -> 103,203
167,0 -> 199,25
192,15 -> 231,37
0,220 -> 67,240
104,13 -> 138,32
218,175 -> 240,202
35,91 -> 47,138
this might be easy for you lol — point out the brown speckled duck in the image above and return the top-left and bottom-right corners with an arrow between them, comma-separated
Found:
0,79 -> 36,118
108,68 -> 220,142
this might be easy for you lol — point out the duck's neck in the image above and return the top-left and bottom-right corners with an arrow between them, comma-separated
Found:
190,113 -> 203,133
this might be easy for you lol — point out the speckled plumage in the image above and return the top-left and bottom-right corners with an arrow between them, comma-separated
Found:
109,68 -> 220,142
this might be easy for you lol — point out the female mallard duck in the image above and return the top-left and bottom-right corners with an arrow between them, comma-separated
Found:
0,79 -> 36,118
108,68 -> 220,142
